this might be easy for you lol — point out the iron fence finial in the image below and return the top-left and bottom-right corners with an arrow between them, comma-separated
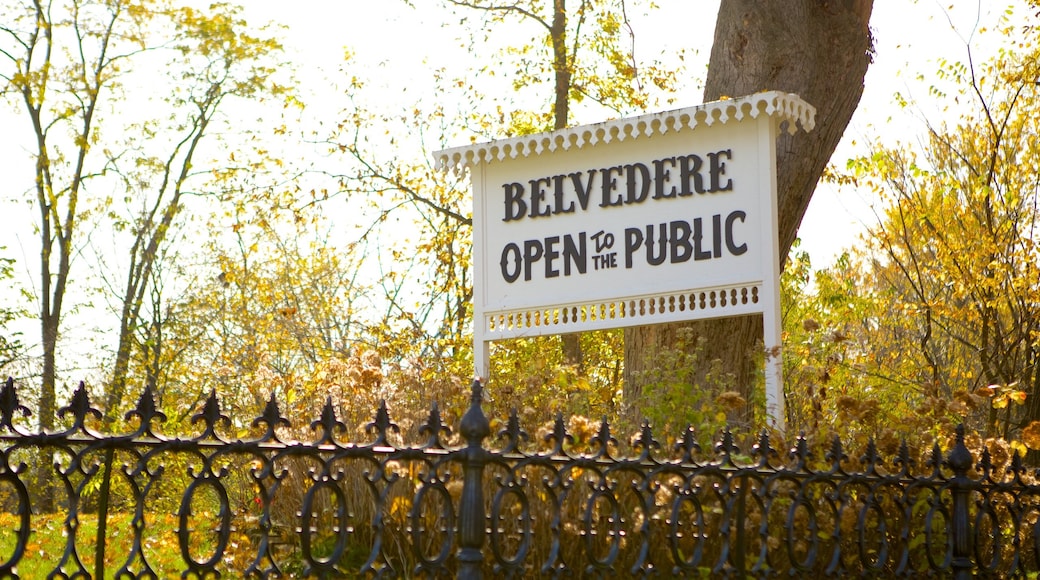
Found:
459,379 -> 490,447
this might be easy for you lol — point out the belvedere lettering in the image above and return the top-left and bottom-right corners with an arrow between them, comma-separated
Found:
502,149 -> 733,222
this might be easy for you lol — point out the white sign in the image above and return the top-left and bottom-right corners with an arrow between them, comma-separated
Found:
435,92 -> 815,428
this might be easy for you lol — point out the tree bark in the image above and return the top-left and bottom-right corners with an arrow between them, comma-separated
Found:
624,0 -> 875,422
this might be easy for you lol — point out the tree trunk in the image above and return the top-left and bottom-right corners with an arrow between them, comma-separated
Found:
624,0 -> 874,423
550,0 -> 584,371
551,0 -> 570,130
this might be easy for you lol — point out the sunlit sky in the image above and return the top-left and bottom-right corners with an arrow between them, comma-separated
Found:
0,0 -> 1024,371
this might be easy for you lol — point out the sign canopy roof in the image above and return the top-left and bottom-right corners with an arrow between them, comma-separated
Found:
434,91 -> 815,171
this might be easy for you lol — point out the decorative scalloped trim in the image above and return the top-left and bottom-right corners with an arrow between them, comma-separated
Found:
435,91 -> 814,171
483,284 -> 761,338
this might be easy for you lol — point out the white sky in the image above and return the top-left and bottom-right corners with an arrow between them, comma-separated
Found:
0,0 -> 1023,376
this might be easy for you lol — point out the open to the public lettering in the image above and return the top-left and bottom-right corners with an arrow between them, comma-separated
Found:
498,212 -> 748,283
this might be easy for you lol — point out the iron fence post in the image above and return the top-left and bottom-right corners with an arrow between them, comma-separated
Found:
457,380 -> 491,580
947,424 -> 974,579
95,446 -> 114,579
735,477 -> 746,574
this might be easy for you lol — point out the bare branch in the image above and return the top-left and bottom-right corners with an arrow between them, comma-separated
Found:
442,0 -> 551,31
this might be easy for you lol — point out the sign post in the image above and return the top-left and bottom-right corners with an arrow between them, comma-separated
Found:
435,92 -> 815,431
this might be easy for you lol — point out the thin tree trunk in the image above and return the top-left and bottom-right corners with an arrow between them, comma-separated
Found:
551,0 -> 583,371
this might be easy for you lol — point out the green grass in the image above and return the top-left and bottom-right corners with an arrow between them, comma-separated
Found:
0,511 -> 260,578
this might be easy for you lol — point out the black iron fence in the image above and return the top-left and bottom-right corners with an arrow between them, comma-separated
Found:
0,376 -> 1038,577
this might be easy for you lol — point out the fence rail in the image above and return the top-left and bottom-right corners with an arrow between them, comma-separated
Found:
0,376 -> 1038,578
